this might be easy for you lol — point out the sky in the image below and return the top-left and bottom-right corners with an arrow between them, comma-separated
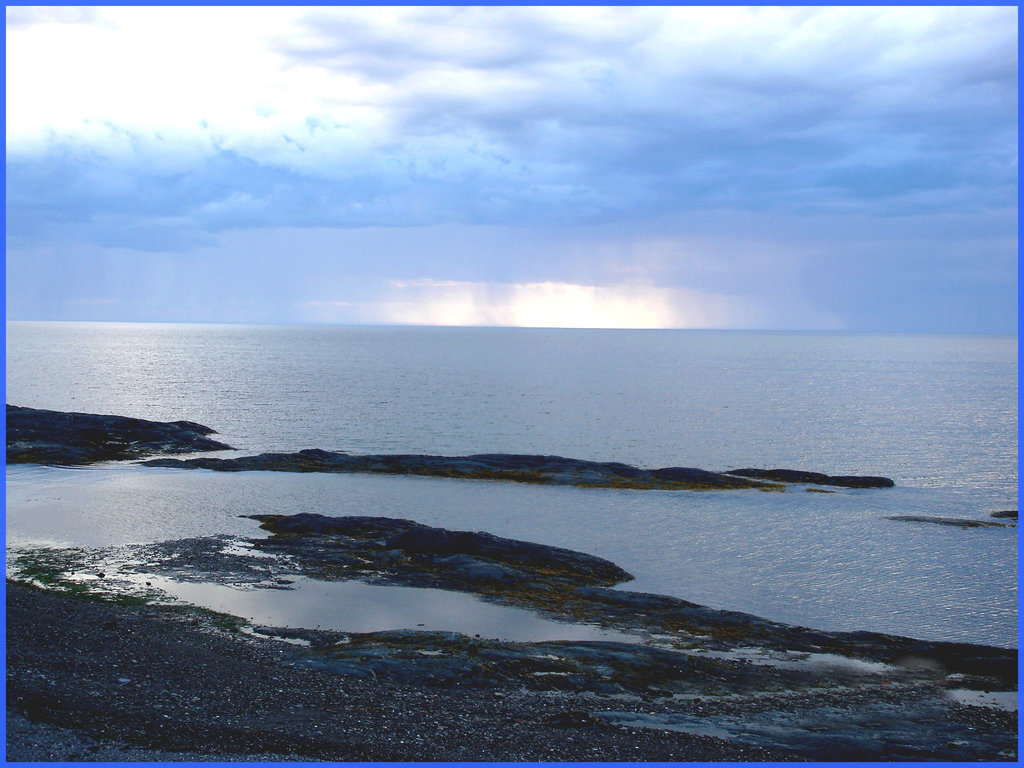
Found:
5,5 -> 1018,332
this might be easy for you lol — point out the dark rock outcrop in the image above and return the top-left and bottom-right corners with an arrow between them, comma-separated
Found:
250,512 -> 634,588
144,450 -> 780,491
6,405 -> 232,465
990,510 -> 1018,520
726,468 -> 895,488
8,405 -> 897,493
888,515 -> 1007,529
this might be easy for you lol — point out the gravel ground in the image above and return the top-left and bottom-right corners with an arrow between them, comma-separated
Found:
6,582 -> 789,762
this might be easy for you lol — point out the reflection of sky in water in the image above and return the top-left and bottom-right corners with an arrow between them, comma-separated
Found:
944,690 -> 1018,712
143,575 -> 636,644
5,464 -> 1018,648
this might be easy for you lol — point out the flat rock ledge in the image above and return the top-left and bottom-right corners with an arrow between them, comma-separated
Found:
6,405 -> 232,465
144,449 -> 895,492
726,468 -> 895,488
143,450 -> 775,490
231,515 -> 1018,684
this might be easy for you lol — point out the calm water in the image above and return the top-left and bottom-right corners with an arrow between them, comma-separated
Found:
5,322 -> 1018,647
141,575 -> 636,644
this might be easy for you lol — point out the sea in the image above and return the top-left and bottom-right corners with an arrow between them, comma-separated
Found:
4,321 -> 1019,648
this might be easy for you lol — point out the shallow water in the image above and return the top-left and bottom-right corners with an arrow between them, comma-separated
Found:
141,575 -> 635,644
6,463 -> 1017,647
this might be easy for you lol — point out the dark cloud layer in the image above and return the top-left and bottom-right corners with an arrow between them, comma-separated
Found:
9,6 -> 1017,239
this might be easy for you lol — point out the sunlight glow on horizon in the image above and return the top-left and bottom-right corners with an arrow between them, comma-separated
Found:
302,278 -> 773,330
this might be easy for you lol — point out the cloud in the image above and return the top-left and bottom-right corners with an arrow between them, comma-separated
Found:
6,6 -> 1016,249
269,5 -> 1016,217
5,6 -> 101,28
275,7 -> 655,78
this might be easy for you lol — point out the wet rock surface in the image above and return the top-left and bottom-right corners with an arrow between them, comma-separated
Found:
725,467 -> 895,488
6,405 -> 232,465
7,513 -> 1017,761
106,515 -> 1016,683
17,516 -> 1014,685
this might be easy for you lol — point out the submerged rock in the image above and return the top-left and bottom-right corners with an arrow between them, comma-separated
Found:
5,405 -> 232,465
725,468 -> 895,488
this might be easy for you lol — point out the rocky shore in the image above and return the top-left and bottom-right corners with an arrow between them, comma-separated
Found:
6,581 -> 790,762
9,577 -> 1015,762
7,513 -> 1018,762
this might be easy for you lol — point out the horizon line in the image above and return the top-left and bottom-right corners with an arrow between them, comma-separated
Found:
3,319 -> 1017,337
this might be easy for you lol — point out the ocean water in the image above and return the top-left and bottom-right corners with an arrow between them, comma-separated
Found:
5,321 -> 1018,647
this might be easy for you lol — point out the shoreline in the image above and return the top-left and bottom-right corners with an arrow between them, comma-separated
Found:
6,514 -> 1018,762
5,581 -> 790,762
7,580 -> 1017,762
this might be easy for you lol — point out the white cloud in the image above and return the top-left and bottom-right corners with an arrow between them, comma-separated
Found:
8,6 -> 1014,185
5,7 -> 356,159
